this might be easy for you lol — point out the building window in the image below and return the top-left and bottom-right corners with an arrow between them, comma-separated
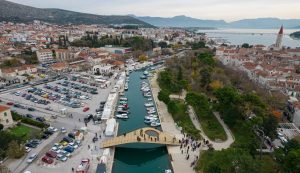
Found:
4,112 -> 7,116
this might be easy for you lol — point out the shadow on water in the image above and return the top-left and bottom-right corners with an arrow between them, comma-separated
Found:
114,146 -> 168,165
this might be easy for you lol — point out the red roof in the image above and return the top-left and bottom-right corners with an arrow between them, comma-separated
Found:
0,105 -> 10,112
278,25 -> 283,34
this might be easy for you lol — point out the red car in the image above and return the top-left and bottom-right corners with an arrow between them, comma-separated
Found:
46,151 -> 57,158
83,107 -> 89,112
42,156 -> 54,164
6,102 -> 14,106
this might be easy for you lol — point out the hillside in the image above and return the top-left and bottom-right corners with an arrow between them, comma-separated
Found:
0,0 -> 153,27
136,15 -> 300,29
136,15 -> 227,28
290,31 -> 300,40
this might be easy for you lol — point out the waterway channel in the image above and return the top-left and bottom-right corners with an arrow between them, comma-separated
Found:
112,70 -> 172,173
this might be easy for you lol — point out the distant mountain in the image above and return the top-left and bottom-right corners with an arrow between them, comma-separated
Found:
0,0 -> 153,27
229,18 -> 300,29
135,15 -> 300,29
136,15 -> 226,28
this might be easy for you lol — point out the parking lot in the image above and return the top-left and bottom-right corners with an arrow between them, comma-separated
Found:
1,74 -> 117,173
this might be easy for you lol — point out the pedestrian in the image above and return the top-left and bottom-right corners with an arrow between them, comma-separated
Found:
95,132 -> 97,137
88,145 -> 90,149
79,118 -> 81,122
72,167 -> 74,172
99,134 -> 101,139
181,150 -> 183,154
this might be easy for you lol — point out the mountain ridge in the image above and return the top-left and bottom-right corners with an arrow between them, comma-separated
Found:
135,15 -> 300,29
0,0 -> 154,27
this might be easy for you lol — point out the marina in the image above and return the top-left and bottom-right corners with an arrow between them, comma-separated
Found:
112,69 -> 171,173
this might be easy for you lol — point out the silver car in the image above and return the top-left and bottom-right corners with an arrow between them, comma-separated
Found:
26,153 -> 37,163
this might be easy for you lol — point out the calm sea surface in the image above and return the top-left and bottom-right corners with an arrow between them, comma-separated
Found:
199,28 -> 300,48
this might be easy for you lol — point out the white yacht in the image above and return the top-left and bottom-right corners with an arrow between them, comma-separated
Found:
116,114 -> 129,119
144,102 -> 154,107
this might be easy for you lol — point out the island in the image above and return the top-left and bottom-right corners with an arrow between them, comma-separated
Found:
290,31 -> 300,40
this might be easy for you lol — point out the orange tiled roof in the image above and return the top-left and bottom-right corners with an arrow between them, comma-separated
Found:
0,105 -> 10,112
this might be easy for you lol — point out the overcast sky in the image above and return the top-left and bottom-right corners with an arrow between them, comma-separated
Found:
7,0 -> 300,22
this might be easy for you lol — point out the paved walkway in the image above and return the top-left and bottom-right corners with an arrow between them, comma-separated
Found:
188,106 -> 235,150
169,89 -> 235,150
150,72 -> 199,173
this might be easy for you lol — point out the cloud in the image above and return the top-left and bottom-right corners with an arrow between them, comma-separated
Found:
7,0 -> 300,21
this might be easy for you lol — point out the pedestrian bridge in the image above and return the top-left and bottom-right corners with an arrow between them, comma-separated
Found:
100,127 -> 180,148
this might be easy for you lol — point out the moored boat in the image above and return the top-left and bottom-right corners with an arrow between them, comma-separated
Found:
116,114 -> 129,119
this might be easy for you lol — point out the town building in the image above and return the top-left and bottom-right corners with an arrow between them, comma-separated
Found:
36,49 -> 54,64
0,105 -> 14,129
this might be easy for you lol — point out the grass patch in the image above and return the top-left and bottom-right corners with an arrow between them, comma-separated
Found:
260,155 -> 281,173
193,107 -> 226,141
168,100 -> 201,139
8,125 -> 41,141
186,92 -> 226,141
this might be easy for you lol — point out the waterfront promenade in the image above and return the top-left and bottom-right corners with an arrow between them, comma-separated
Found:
150,72 -> 199,173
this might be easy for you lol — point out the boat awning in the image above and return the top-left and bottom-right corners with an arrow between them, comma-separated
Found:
105,118 -> 116,136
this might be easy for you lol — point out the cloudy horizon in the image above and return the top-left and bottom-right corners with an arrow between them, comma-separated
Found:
6,0 -> 300,22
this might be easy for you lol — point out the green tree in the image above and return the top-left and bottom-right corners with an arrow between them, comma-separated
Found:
241,43 -> 250,48
200,68 -> 212,88
0,124 -> 3,131
192,41 -> 206,50
202,149 -> 261,173
274,139 -> 300,173
262,116 -> 278,139
158,41 -> 168,48
158,90 -> 170,104
7,140 -> 25,159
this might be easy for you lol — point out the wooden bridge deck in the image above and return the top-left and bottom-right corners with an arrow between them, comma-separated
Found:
100,127 -> 180,148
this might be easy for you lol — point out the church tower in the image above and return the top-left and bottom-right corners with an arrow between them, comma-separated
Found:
275,25 -> 283,49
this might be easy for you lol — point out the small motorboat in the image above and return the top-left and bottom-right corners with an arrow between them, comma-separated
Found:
148,98 -> 153,101
165,169 -> 172,173
120,97 -> 128,101
148,110 -> 156,114
117,110 -> 130,114
124,86 -> 128,91
144,93 -> 152,97
144,71 -> 149,75
150,121 -> 161,127
116,114 -> 129,119
140,75 -> 147,79
144,102 -> 154,107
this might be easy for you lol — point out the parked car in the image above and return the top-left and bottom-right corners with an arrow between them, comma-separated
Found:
25,147 -> 31,153
6,102 -> 14,106
56,154 -> 68,162
26,114 -> 33,118
48,126 -> 58,132
42,156 -> 54,164
42,133 -> 50,139
36,117 -> 45,122
64,146 -> 74,153
25,142 -> 37,148
83,107 -> 89,112
44,130 -> 54,135
26,153 -> 38,163
46,151 -> 57,158
63,136 -> 73,143
28,107 -> 35,111
61,127 -> 67,133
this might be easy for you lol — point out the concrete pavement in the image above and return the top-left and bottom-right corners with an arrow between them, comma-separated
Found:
150,71 -> 199,173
